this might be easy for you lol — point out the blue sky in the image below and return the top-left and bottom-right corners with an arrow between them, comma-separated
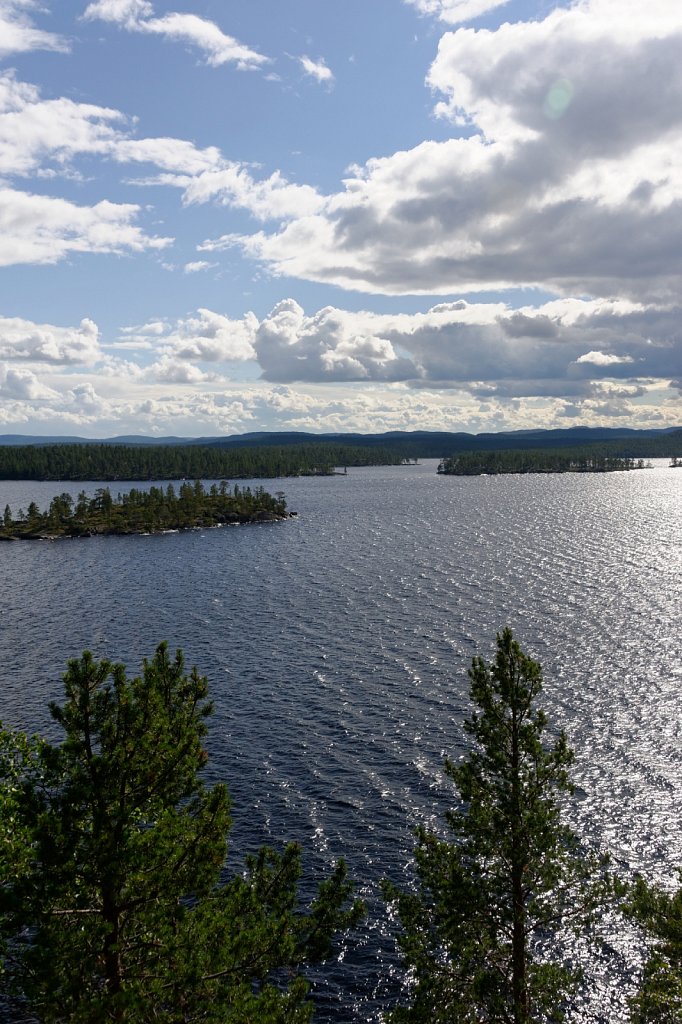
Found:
0,0 -> 680,437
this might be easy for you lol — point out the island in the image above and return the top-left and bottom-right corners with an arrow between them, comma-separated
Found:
438,450 -> 649,475
0,481 -> 293,541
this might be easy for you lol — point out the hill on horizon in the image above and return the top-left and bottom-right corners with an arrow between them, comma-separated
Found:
0,425 -> 680,460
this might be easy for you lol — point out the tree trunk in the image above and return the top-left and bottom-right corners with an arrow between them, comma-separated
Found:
511,691 -> 528,1024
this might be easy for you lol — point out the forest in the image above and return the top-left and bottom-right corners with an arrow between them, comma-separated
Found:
438,448 -> 650,475
0,442 -> 402,481
0,631 -> 679,1023
0,480 -> 290,539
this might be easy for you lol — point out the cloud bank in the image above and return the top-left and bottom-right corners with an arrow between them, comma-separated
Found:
2,294 -> 677,436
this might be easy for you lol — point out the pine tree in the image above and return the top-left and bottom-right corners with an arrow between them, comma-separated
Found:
383,628 -> 605,1024
1,643 -> 363,1023
627,873 -> 682,1022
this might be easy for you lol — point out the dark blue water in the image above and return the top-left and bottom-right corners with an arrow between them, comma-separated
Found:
0,461 -> 680,1020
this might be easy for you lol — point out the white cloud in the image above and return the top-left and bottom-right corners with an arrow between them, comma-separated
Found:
405,0 -> 510,26
0,0 -> 67,57
82,0 -> 152,26
83,0 -> 268,70
115,137 -> 223,175
0,188 -> 172,266
254,300 -> 416,382
0,316 -> 101,364
575,351 -> 636,366
183,260 -> 216,273
120,319 -> 167,337
147,354 -> 215,384
0,73 -> 125,177
0,71 -> 321,233
67,381 -> 103,410
224,0 -> 682,302
0,364 -> 59,400
183,167 -> 324,221
157,308 -> 258,363
0,73 -> 224,180
298,55 -> 334,84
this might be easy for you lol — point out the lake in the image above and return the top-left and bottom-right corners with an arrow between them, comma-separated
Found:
0,460 -> 680,1021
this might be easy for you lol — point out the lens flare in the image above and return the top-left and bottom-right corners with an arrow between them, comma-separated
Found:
543,77 -> 575,119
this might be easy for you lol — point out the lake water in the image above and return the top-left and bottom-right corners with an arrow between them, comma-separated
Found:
0,460 -> 680,1021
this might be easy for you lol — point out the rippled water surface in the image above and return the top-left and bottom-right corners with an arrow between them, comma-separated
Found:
0,461 -> 680,1020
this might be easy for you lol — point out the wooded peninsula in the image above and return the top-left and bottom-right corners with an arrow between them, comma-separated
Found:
0,442 -> 402,481
0,480 -> 291,540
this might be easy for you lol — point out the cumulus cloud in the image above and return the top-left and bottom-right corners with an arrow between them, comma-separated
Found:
2,297 -> 679,436
0,0 -> 67,57
67,381 -> 103,410
108,295 -> 676,408
139,308 -> 259,364
0,364 -> 59,400
405,0 -> 510,25
254,300 -> 415,383
146,354 -> 216,384
0,315 -> 101,364
245,296 -> 681,397
223,0 -> 682,302
83,0 -> 268,70
297,56 -> 334,84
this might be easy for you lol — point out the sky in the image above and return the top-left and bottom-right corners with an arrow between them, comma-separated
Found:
0,0 -> 681,438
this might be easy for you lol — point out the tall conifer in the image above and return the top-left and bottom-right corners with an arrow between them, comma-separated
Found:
384,628 -> 605,1023
2,644 -> 362,1023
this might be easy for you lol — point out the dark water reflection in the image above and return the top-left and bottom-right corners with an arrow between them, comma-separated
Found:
0,461 -> 680,1020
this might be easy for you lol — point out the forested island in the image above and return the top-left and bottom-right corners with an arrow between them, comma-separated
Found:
0,480 -> 291,540
438,449 -> 649,475
0,442 -> 402,481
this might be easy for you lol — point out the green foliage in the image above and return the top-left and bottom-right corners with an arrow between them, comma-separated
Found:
0,728 -> 42,923
627,874 -> 682,1022
1,644 -> 363,1023
383,628 -> 606,1024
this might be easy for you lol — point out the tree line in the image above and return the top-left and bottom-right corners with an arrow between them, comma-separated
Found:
0,481 -> 290,539
438,448 -> 649,475
0,631 -> 680,1022
0,438 -> 677,483
0,443 -> 403,481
